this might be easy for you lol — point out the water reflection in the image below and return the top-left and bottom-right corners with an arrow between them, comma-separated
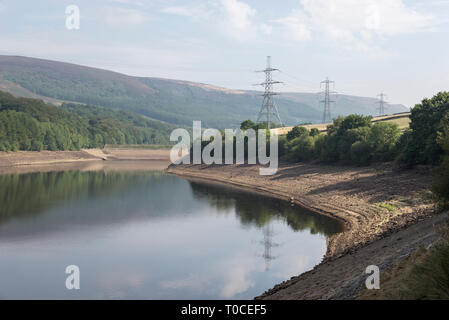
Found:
188,182 -> 343,235
0,168 -> 343,299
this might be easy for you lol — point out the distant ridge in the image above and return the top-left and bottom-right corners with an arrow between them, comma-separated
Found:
0,55 -> 409,128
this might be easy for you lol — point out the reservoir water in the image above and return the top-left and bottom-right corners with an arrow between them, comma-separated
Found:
0,163 -> 343,299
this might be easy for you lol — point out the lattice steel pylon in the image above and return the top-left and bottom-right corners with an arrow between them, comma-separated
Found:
377,92 -> 388,116
320,77 -> 336,124
255,56 -> 283,130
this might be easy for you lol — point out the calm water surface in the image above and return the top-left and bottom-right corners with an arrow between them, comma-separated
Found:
0,164 -> 343,299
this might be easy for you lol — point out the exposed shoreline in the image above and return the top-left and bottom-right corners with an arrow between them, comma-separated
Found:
0,148 -> 171,174
167,163 -> 446,299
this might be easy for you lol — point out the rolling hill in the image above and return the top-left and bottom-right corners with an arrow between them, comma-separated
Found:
0,55 -> 409,128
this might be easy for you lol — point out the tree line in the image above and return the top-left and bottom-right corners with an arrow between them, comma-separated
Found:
239,92 -> 449,205
0,91 -> 173,151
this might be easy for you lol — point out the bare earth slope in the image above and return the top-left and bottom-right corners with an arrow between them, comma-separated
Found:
167,162 -> 442,299
0,149 -> 170,174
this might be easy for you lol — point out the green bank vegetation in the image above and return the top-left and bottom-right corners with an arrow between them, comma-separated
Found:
240,92 -> 449,206
359,223 -> 449,300
377,203 -> 396,212
0,91 -> 174,151
277,115 -> 401,165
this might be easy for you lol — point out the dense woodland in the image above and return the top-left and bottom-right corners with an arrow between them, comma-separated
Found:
0,91 -> 173,151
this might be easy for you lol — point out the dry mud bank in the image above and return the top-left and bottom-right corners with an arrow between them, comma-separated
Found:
167,162 -> 445,299
0,148 -> 171,174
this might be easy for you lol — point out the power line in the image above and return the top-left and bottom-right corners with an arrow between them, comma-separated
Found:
278,70 -> 318,87
320,77 -> 336,124
255,56 -> 283,130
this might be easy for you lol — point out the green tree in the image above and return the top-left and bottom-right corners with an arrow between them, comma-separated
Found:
350,141 -> 372,165
336,114 -> 372,136
367,122 -> 401,162
287,126 -> 308,141
431,115 -> 449,206
289,135 -> 315,161
309,128 -> 320,137
401,92 -> 449,165
240,120 -> 256,130
0,91 -> 174,151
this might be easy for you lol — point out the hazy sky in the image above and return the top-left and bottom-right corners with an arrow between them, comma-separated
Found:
0,0 -> 448,107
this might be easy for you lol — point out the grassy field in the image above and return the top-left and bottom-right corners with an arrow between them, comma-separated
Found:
272,112 -> 411,135
374,115 -> 411,130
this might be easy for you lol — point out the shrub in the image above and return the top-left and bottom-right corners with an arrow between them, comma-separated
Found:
432,116 -> 449,206
368,122 -> 401,162
287,126 -> 308,141
289,135 -> 315,162
350,140 -> 372,165
309,128 -> 320,137
400,238 -> 449,299
278,135 -> 288,158
337,126 -> 371,162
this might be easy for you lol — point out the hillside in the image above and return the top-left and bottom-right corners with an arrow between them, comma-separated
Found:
0,91 -> 174,151
0,56 -> 409,128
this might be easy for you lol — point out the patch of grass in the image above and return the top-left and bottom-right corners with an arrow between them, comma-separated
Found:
378,203 -> 396,212
359,222 -> 449,300
389,239 -> 449,299
383,116 -> 411,131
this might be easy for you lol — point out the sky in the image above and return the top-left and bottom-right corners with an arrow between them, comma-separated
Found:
0,0 -> 448,107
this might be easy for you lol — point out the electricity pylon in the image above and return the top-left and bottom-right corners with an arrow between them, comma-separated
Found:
256,56 -> 283,130
320,77 -> 336,124
259,223 -> 278,271
377,92 -> 388,116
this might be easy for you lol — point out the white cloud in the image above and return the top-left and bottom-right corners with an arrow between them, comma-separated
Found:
273,255 -> 310,279
220,264 -> 255,298
162,6 -> 198,17
160,273 -> 211,290
161,4 -> 215,20
162,0 -> 435,46
109,0 -> 143,4
275,0 -> 436,49
221,0 -> 255,31
260,23 -> 273,36
100,6 -> 149,26
273,15 -> 312,42
161,0 -> 262,41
